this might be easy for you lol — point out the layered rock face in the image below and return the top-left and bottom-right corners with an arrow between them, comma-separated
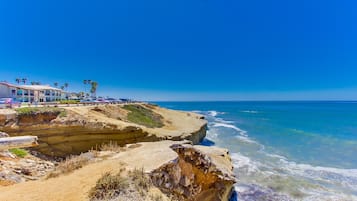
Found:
0,104 -> 207,157
151,144 -> 236,201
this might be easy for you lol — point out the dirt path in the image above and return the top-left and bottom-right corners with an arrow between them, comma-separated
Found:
0,158 -> 123,201
0,141 -> 179,201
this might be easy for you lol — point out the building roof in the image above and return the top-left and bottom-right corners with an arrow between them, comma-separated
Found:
0,82 -> 64,91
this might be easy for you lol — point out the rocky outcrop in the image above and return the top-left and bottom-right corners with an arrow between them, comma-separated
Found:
0,141 -> 236,201
0,131 -> 9,138
0,104 -> 207,157
0,156 -> 55,186
17,111 -> 60,126
0,109 -> 16,127
151,144 -> 236,201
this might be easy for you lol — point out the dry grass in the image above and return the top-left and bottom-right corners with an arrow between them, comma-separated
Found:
47,153 -> 94,178
89,167 -> 154,201
89,168 -> 128,201
129,167 -> 152,192
100,141 -> 125,152
150,194 -> 164,201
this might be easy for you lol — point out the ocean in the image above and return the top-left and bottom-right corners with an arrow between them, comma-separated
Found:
155,101 -> 357,201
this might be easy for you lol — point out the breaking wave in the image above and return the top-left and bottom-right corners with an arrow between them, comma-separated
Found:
198,109 -> 357,201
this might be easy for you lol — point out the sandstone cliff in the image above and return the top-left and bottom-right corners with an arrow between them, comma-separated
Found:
151,144 -> 236,201
0,104 -> 236,201
0,104 -> 207,157
0,141 -> 236,201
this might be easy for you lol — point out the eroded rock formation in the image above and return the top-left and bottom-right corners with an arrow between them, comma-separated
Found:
0,104 -> 207,157
151,144 -> 236,201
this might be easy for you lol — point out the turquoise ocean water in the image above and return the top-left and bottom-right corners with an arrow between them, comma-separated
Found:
156,101 -> 357,201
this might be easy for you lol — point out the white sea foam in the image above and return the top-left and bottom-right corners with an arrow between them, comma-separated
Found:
235,135 -> 258,144
231,150 -> 357,200
206,130 -> 219,139
208,110 -> 218,117
282,160 -> 357,191
231,153 -> 261,174
215,117 -> 235,124
207,110 -> 226,117
212,123 -> 248,136
264,152 -> 288,160
201,109 -> 357,200
241,110 -> 259,114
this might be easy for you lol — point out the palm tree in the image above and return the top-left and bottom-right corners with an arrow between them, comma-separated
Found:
31,81 -> 36,85
83,80 -> 92,93
79,92 -> 85,98
15,78 -> 21,85
64,83 -> 69,91
90,81 -> 98,98
83,80 -> 88,93
54,82 -> 58,88
21,78 -> 27,85
60,86 -> 65,90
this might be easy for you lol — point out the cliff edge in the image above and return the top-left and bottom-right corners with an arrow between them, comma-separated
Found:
0,104 -> 207,157
0,141 -> 235,201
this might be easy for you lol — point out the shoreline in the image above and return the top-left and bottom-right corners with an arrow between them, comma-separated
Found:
0,103 -> 236,201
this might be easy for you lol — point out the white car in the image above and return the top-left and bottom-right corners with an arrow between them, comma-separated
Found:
0,98 -> 7,109
0,98 -> 22,109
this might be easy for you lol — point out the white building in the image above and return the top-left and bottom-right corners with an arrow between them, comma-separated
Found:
0,82 -> 68,103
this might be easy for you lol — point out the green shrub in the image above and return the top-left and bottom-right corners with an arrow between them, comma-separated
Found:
15,107 -> 67,117
59,100 -> 80,104
122,105 -> 164,128
9,148 -> 28,158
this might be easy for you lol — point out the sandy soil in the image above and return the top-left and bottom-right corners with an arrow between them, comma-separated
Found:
66,103 -> 206,138
0,141 -> 180,201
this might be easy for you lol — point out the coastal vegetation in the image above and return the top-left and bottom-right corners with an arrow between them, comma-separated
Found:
88,170 -> 129,200
122,105 -> 164,128
82,79 -> 98,97
21,78 -> 27,85
9,148 -> 28,158
59,100 -> 80,104
88,167 -> 153,201
47,153 -> 93,178
100,141 -> 125,152
90,81 -> 98,97
15,107 -> 67,117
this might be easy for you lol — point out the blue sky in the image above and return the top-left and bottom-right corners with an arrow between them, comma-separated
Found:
0,0 -> 357,101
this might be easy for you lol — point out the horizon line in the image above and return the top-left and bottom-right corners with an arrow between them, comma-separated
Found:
149,100 -> 357,102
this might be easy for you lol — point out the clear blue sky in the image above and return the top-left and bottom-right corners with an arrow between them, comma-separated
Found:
0,0 -> 356,101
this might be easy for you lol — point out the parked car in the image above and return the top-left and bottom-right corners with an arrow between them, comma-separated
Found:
0,99 -> 6,109
105,98 -> 122,104
80,98 -> 94,103
96,98 -> 110,103
0,98 -> 22,108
